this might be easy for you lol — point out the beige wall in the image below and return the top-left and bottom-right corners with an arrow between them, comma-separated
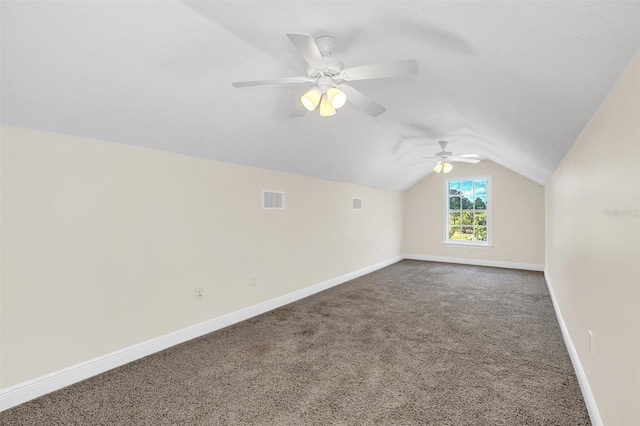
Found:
0,126 -> 403,388
545,55 -> 640,425
403,160 -> 545,267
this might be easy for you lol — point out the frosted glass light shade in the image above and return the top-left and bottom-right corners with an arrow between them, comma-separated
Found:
301,88 -> 322,111
433,160 -> 453,173
327,87 -> 346,109
319,96 -> 336,117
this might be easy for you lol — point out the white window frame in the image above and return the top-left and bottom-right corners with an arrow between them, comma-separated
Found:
442,175 -> 492,248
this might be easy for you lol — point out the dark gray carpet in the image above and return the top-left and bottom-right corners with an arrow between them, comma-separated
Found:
1,260 -> 590,425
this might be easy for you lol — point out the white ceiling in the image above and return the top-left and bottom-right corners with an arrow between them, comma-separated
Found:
2,1 -> 640,191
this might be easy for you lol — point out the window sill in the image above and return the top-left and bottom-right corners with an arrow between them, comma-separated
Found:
442,242 -> 493,249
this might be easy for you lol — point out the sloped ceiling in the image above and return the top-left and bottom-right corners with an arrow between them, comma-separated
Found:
2,1 -> 639,191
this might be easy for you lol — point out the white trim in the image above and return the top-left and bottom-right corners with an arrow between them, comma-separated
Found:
0,255 -> 403,412
544,271 -> 602,426
441,242 -> 493,249
403,253 -> 544,271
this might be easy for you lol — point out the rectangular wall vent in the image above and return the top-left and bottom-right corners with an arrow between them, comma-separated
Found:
352,197 -> 363,210
262,190 -> 284,210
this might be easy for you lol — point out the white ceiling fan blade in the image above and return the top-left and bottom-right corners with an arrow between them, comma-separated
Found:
339,84 -> 386,117
449,157 -> 480,164
456,154 -> 480,158
340,60 -> 418,81
232,76 -> 308,88
287,33 -> 327,69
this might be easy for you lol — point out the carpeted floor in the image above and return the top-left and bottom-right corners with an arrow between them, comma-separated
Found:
1,260 -> 591,425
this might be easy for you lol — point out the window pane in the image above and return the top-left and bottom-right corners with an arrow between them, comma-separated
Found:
449,180 -> 460,194
449,226 -> 461,240
449,212 -> 461,226
474,212 -> 487,226
474,180 -> 487,196
461,211 -> 473,225
474,196 -> 487,210
461,180 -> 473,196
449,196 -> 461,210
474,226 -> 487,241
461,196 -> 473,209
461,226 -> 474,240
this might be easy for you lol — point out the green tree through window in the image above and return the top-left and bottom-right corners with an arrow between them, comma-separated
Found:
447,179 -> 488,243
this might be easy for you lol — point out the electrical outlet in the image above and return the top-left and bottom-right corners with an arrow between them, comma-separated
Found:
250,275 -> 257,287
195,288 -> 203,300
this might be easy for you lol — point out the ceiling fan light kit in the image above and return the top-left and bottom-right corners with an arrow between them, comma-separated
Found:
301,88 -> 322,111
433,160 -> 454,174
232,33 -> 418,117
301,85 -> 346,114
416,141 -> 480,173
326,87 -> 346,109
319,95 -> 336,116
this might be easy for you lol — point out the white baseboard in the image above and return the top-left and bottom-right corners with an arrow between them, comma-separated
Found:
403,254 -> 544,271
544,271 -> 602,426
0,255 -> 403,412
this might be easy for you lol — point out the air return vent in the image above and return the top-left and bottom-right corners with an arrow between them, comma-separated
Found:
352,197 -> 363,210
262,190 -> 284,210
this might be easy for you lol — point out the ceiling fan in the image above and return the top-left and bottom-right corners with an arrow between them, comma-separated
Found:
232,33 -> 419,117
419,140 -> 480,173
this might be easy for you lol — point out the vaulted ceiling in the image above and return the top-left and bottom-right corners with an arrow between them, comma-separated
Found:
2,1 -> 639,191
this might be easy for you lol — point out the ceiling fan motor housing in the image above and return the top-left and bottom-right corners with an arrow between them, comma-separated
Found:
438,140 -> 452,157
307,57 -> 344,80
317,75 -> 333,93
307,35 -> 344,81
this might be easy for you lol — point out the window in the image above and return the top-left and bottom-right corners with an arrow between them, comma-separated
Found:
445,177 -> 491,245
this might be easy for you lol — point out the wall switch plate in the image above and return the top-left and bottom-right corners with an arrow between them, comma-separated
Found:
250,276 -> 257,286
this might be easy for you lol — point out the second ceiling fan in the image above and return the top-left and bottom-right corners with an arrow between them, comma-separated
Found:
420,140 -> 480,173
232,33 -> 419,117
